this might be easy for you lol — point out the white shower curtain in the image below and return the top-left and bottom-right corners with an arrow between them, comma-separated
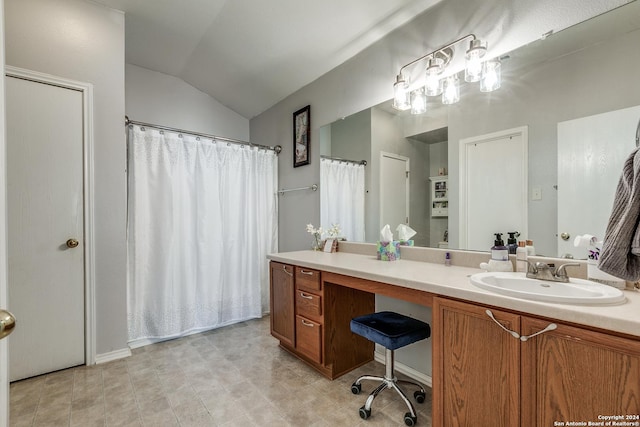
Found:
320,158 -> 365,241
127,126 -> 278,347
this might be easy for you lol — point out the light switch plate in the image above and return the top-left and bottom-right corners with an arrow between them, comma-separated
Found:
532,187 -> 542,200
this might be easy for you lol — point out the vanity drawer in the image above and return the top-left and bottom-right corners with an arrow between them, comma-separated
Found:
296,289 -> 322,318
295,267 -> 321,291
296,315 -> 322,364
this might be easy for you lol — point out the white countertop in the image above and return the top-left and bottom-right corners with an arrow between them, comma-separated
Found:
268,250 -> 640,338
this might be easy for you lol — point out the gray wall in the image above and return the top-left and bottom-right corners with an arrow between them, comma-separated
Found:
5,0 -> 127,355
125,64 -> 250,141
375,296 -> 432,377
329,109 -> 371,166
2,0 -> 625,374
4,1 -> 253,357
251,0 -> 626,253
345,21 -> 640,257
250,0 -> 626,381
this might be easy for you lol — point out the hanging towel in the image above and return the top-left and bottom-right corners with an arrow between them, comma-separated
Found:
598,147 -> 640,281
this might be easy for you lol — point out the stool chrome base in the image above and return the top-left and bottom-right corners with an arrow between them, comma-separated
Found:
351,348 -> 426,426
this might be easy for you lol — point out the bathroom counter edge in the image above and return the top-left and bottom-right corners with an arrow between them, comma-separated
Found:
267,249 -> 640,338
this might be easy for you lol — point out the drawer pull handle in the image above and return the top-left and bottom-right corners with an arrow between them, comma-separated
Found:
520,323 -> 557,342
301,319 -> 314,327
282,266 -> 293,277
299,292 -> 313,300
486,310 -> 520,340
300,270 -> 314,276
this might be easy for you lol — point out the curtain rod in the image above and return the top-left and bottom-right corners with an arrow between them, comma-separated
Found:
125,116 -> 282,154
321,155 -> 367,166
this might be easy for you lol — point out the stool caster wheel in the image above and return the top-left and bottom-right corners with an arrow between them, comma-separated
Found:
404,412 -> 417,426
351,383 -> 362,394
359,406 -> 371,420
414,390 -> 426,404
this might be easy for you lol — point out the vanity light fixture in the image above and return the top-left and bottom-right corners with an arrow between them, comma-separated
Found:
392,73 -> 411,110
425,57 -> 444,96
442,75 -> 460,105
392,34 -> 501,114
480,58 -> 501,92
465,39 -> 487,82
411,88 -> 427,114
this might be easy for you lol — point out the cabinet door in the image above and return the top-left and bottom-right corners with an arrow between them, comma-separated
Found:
433,298 -> 520,427
521,317 -> 640,425
270,262 -> 295,347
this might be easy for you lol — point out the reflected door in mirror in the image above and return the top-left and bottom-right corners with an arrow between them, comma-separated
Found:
380,152 -> 410,231
557,105 -> 640,259
460,127 -> 528,251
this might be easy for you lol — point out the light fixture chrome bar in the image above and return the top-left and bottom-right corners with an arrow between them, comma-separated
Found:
277,184 -> 318,196
321,155 -> 367,166
396,34 -> 477,77
125,116 -> 282,154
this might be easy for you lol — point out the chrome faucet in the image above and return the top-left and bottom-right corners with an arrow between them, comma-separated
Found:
526,261 -> 580,283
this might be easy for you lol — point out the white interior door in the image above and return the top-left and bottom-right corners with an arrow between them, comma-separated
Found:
557,106 -> 640,259
460,127 -> 528,251
6,75 -> 85,381
380,152 -> 410,233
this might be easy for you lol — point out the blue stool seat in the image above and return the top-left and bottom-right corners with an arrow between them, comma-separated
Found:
350,311 -> 431,426
350,311 -> 431,350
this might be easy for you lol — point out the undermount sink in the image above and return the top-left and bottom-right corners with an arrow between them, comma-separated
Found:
470,272 -> 626,305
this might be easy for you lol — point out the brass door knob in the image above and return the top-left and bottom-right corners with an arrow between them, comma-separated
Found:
0,309 -> 16,340
66,238 -> 79,248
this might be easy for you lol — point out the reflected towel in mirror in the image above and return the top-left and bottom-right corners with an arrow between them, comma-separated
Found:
599,147 -> 640,281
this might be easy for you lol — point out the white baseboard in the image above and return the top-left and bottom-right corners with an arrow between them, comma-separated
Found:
374,351 -> 432,388
95,347 -> 132,365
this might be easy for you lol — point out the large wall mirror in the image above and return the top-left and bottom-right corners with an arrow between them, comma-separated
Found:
320,1 -> 640,258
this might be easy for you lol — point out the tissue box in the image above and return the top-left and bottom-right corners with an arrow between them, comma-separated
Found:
398,240 -> 414,246
377,241 -> 401,261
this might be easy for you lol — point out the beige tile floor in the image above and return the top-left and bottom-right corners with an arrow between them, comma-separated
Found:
9,316 -> 432,426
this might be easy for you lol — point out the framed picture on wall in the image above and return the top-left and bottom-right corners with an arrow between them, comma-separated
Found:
293,105 -> 310,167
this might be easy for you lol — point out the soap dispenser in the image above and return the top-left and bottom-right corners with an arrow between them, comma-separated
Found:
480,233 -> 513,272
491,233 -> 509,261
507,232 -> 519,255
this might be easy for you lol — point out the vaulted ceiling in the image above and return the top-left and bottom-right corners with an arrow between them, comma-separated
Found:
92,0 -> 443,119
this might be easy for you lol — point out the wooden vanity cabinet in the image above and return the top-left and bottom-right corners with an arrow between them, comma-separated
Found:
269,262 -> 375,379
434,297 -> 640,427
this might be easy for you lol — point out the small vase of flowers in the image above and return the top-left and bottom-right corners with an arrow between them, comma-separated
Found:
306,223 -> 341,251
306,224 -> 324,250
